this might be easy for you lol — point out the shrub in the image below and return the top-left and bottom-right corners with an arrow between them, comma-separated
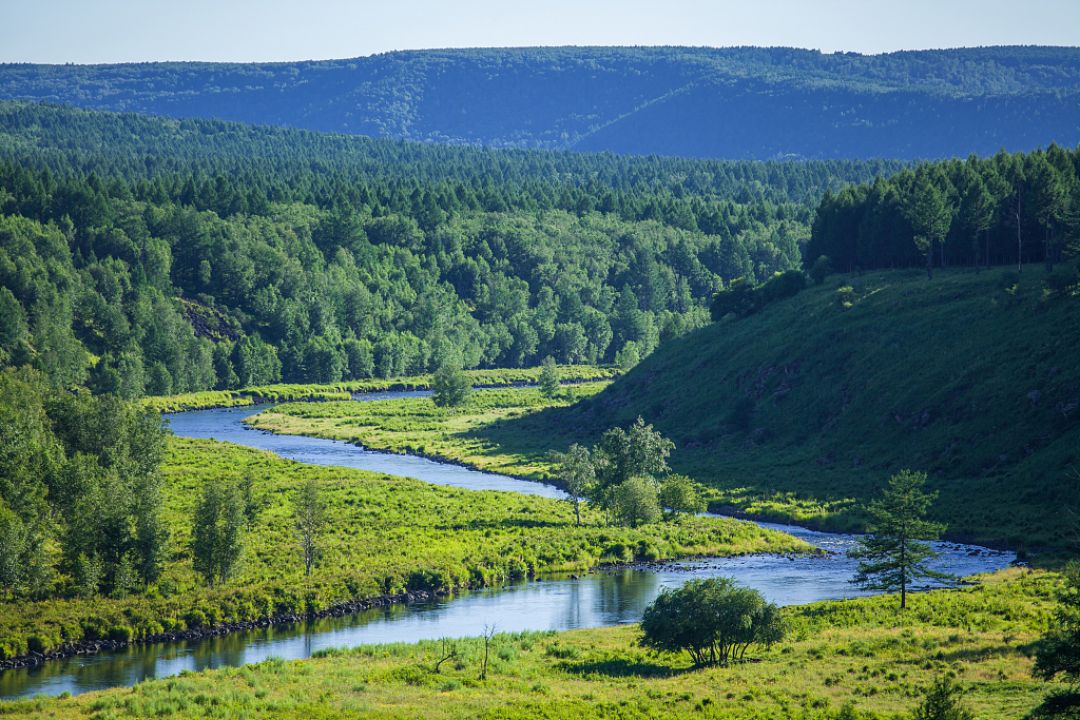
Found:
26,634 -> 47,653
108,626 -> 133,643
809,255 -> 833,284
406,569 -> 449,593
659,474 -> 706,517
910,676 -> 974,720
710,278 -> 757,320
640,577 -> 785,666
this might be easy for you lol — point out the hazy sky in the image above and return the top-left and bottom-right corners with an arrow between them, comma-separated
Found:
2,0 -> 1079,64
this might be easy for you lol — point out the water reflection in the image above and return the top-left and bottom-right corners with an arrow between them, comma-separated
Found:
0,395 -> 1014,699
0,536 -> 1012,699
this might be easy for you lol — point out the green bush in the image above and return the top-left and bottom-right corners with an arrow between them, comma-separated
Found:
640,577 -> 785,666
711,271 -> 806,320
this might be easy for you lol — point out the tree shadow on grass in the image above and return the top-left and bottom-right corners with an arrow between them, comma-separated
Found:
462,402 -> 603,462
434,517 -> 570,531
924,640 -> 1040,665
560,656 -> 693,679
1026,689 -> 1080,719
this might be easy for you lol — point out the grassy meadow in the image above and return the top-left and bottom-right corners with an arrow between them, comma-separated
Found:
246,382 -> 608,481
0,569 -> 1059,719
142,366 -> 621,413
0,436 -> 806,662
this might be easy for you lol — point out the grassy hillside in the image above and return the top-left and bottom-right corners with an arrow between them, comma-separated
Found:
3,47 -> 1080,158
483,268 -> 1080,555
0,569 -> 1058,719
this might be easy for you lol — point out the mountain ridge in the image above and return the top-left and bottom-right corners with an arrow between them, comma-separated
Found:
4,45 -> 1080,159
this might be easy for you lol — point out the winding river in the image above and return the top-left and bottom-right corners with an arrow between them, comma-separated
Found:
0,392 -> 1014,700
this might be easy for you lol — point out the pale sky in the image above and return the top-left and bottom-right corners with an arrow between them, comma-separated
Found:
1,0 -> 1078,64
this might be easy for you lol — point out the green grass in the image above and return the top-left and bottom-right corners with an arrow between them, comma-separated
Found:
0,569 -> 1060,719
475,269 -> 1080,556
142,366 -> 621,412
247,382 -> 608,480
0,436 -> 806,661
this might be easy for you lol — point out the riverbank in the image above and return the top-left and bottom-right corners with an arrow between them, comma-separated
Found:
0,436 -> 808,668
243,384 -> 1030,554
0,588 -> 440,672
245,381 -> 608,482
0,568 -> 1057,719
142,365 -> 621,412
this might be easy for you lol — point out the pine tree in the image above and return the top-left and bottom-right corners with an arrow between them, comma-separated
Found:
850,470 -> 948,609
432,358 -> 471,408
906,172 -> 954,280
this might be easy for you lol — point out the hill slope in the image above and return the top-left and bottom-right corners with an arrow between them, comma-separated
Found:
484,269 -> 1080,554
3,46 -> 1080,159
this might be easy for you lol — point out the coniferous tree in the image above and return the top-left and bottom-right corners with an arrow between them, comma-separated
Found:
432,358 -> 471,407
850,470 -> 948,609
907,172 -> 954,280
538,356 -> 560,399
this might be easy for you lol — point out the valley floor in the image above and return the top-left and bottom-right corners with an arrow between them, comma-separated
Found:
0,569 -> 1058,719
0,406 -> 804,665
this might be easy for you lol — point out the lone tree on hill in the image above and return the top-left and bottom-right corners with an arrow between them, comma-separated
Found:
849,470 -> 948,609
432,358 -> 471,407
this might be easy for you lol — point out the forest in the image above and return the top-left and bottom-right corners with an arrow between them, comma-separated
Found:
2,46 -> 1080,158
0,101 -> 900,395
807,144 -> 1080,273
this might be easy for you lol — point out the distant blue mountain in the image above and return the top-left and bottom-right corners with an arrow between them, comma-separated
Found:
3,46 -> 1079,159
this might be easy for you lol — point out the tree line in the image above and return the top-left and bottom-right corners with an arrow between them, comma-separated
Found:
0,102 -> 904,395
807,145 -> 1080,277
0,367 -> 166,600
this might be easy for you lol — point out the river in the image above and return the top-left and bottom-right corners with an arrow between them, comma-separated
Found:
0,393 -> 1013,699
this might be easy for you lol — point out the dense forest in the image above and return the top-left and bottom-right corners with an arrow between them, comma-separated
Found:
0,102 -> 902,395
3,47 -> 1080,158
0,367 -> 166,600
807,144 -> 1080,273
